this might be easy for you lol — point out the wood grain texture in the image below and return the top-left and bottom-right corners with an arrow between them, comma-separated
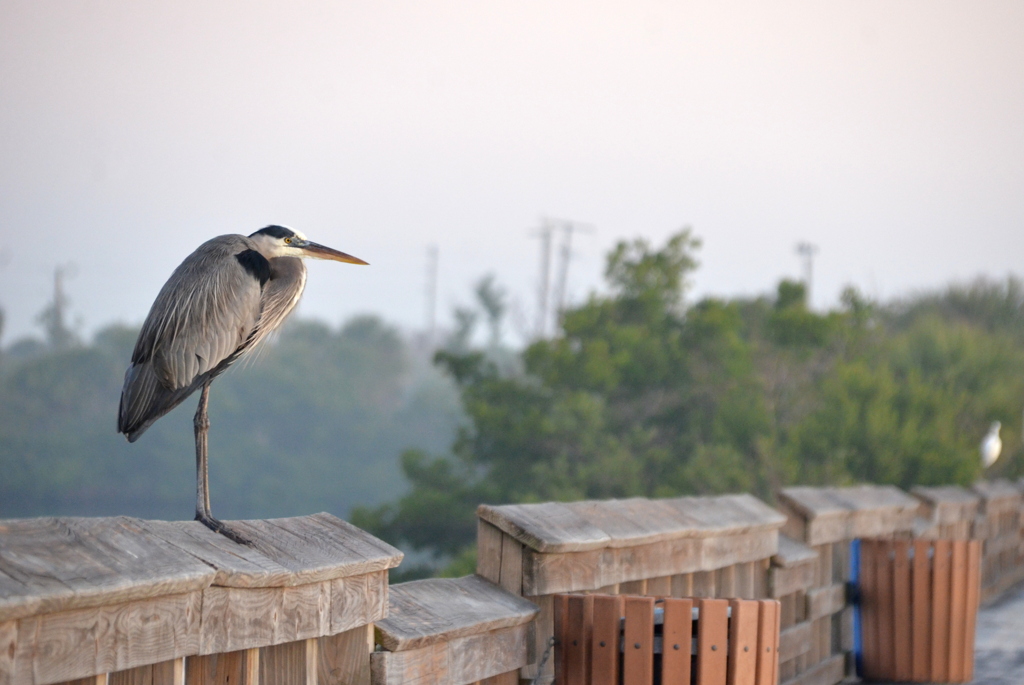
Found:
755,601 -> 779,685
370,623 -> 531,685
963,540 -> 981,683
0,514 -> 403,627
727,600 -> 758,685
769,564 -> 816,599
662,598 -> 692,685
622,597 -> 654,685
185,649 -> 257,685
804,585 -> 844,622
200,582 -> 329,655
564,595 -> 589,685
930,540 -> 951,683
590,596 -> 622,685
375,576 -> 538,652
475,522 -> 503,585
697,599 -> 728,685
892,541 -> 911,682
875,541 -> 894,679
552,594 -> 568,685
478,495 -> 784,554
330,571 -> 388,635
911,540 -> 931,682
778,622 -> 812,661
947,540 -> 968,682
107,659 -> 183,685
498,537 -> 523,596
318,625 -> 371,685
259,640 -> 310,685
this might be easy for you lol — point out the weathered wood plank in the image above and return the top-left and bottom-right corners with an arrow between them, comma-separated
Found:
963,540 -> 981,683
108,659 -> 184,685
497,536 -> 523,596
330,571 -> 388,635
892,542 -> 911,682
804,585 -> 844,622
564,595 -> 590,685
475,521 -> 503,585
370,623 -> 531,685
769,564 -> 816,599
318,625 -> 371,685
948,540 -> 968,682
779,653 -> 844,685
479,495 -> 784,554
200,582 -> 329,655
9,590 -> 202,685
930,540 -> 951,683
0,519 -> 215,624
375,576 -> 538,652
260,639 -> 316,685
185,649 -> 257,685
755,601 -> 779,685
778,621 -> 812,661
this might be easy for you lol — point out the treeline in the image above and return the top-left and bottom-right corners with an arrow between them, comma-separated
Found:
0,316 -> 462,520
352,231 -> 1024,579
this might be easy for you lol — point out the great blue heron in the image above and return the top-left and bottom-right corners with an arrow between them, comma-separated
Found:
118,225 -> 367,542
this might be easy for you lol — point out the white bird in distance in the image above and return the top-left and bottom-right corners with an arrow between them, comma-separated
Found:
981,421 -> 1002,468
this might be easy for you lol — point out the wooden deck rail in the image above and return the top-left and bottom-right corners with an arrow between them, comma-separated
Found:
475,494 -> 786,684
911,486 -> 980,540
0,514 -> 403,685
371,575 -> 538,685
971,480 -> 1024,601
775,485 -> 919,685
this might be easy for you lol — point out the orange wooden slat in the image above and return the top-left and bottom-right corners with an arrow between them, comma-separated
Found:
860,540 -> 879,680
911,539 -> 932,682
930,539 -> 952,682
876,540 -> 895,680
591,595 -> 622,685
893,540 -> 912,682
948,540 -> 968,682
727,600 -> 759,685
754,600 -> 779,685
554,594 -> 570,685
662,598 -> 693,685
566,594 -> 592,685
623,596 -> 655,685
697,599 -> 729,685
963,541 -> 982,683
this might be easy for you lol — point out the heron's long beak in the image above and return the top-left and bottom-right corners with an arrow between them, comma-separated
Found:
300,242 -> 369,265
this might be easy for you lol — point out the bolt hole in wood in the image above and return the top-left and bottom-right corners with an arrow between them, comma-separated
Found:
554,595 -> 779,684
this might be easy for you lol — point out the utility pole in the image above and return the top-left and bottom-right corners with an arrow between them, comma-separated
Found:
425,245 -> 439,349
795,242 -> 819,308
533,219 -> 554,338
553,220 -> 595,326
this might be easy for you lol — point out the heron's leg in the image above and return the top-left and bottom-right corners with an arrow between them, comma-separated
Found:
193,381 -> 251,546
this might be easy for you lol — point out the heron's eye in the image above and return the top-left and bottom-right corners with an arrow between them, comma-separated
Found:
284,237 -> 292,244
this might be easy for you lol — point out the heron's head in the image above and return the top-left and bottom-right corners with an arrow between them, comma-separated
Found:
249,225 -> 368,265
992,420 -> 1002,433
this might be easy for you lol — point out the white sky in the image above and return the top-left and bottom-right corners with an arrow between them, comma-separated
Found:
1,1 -> 1022,344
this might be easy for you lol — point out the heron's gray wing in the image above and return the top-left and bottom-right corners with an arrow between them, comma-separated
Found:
119,235 -> 264,439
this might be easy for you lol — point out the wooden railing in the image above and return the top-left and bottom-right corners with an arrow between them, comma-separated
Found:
474,495 -> 787,684
5,480 -> 1024,685
0,514 -> 402,685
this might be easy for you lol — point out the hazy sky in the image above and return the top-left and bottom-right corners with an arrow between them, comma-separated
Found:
2,1 -> 1022,344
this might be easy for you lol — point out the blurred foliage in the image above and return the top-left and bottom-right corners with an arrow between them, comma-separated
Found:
0,314 -> 462,521
353,230 -> 1024,577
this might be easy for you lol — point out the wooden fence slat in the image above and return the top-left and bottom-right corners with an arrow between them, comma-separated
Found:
876,540 -> 894,680
930,539 -> 952,682
963,540 -> 982,683
661,598 -> 693,685
892,540 -> 912,682
623,596 -> 655,685
553,594 -> 569,685
591,595 -> 622,685
727,600 -> 758,685
911,539 -> 932,682
948,540 -> 968,682
565,595 -> 590,685
860,541 -> 878,681
754,601 -> 778,685
697,599 -> 728,685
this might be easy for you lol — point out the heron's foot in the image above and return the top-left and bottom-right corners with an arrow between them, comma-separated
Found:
196,513 -> 252,546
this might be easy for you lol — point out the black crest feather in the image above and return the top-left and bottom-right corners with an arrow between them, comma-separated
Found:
250,225 -> 296,240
